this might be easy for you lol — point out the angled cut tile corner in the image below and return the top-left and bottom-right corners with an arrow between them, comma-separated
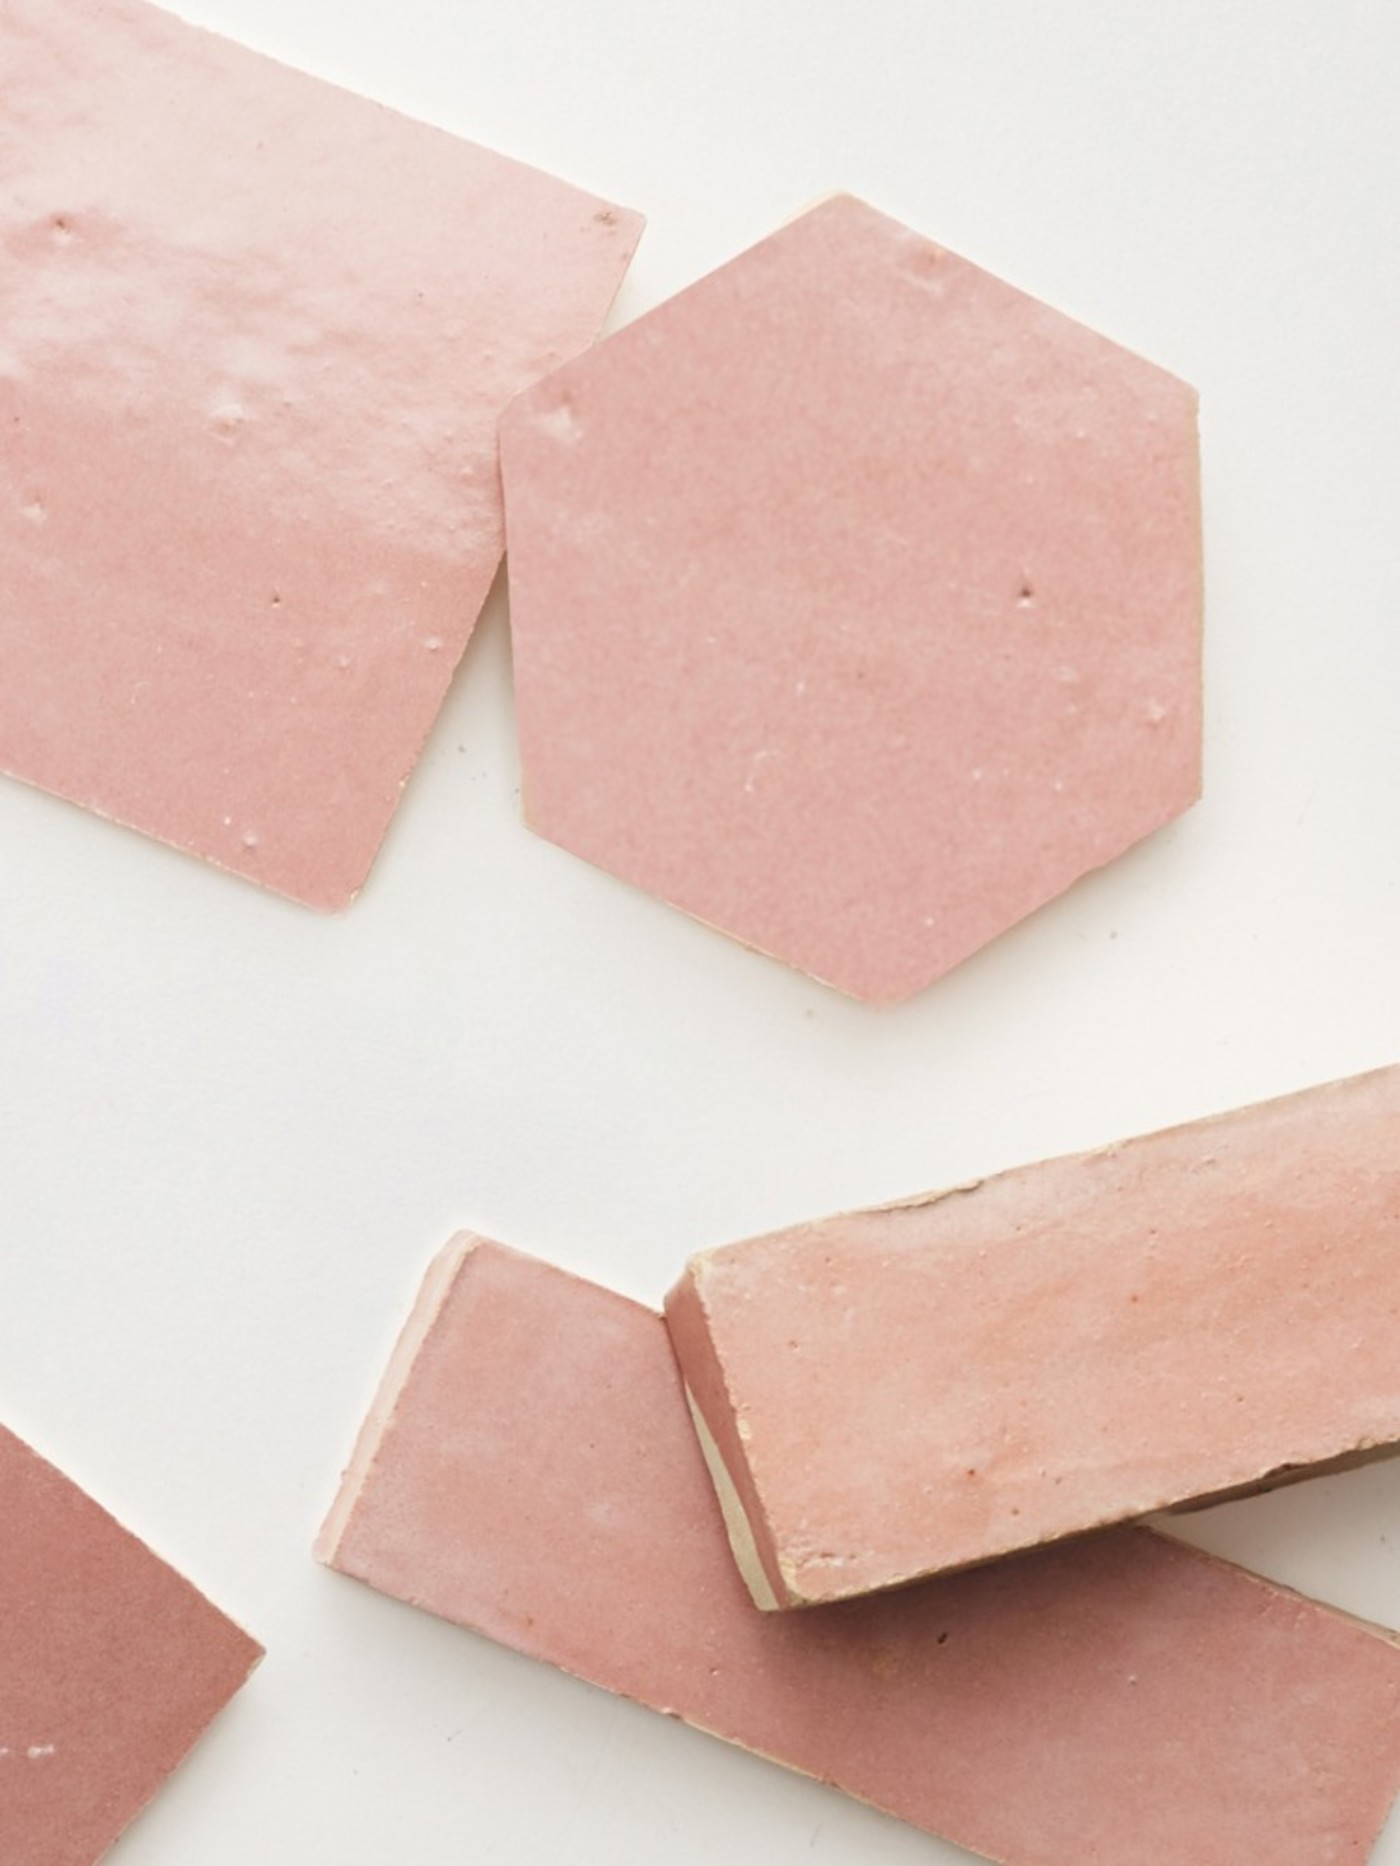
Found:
501,193 -> 1199,1002
0,1422 -> 261,1866
0,0 -> 642,906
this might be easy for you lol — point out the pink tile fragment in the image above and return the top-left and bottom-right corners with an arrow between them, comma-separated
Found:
0,1422 -> 261,1866
665,1063 -> 1400,1609
0,0 -> 642,905
501,194 -> 1200,1001
318,1237 -> 1400,1866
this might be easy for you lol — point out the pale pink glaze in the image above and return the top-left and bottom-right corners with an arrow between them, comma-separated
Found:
319,1237 -> 1400,1866
0,0 -> 641,905
665,1062 -> 1400,1607
0,1423 -> 261,1866
500,194 -> 1199,1002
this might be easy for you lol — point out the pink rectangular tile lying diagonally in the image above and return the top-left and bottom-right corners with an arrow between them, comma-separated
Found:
665,1061 -> 1400,1608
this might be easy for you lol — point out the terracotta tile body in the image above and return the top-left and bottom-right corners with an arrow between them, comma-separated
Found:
0,1423 -> 261,1866
0,0 -> 641,906
665,1063 -> 1400,1610
500,194 -> 1199,1002
318,1237 -> 1400,1866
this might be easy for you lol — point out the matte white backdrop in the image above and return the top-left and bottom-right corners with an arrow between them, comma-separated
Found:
3,3 -> 1399,1862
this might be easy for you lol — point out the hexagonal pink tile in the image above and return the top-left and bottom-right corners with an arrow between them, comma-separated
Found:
501,195 -> 1201,1002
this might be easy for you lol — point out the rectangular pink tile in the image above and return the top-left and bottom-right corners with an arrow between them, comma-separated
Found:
0,1423 -> 261,1866
666,1063 -> 1400,1606
318,1236 -> 1400,1866
0,0 -> 641,905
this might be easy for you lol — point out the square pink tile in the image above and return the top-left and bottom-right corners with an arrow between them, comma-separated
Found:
0,0 -> 641,904
0,1423 -> 261,1866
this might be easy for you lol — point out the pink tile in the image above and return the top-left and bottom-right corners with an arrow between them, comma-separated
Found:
665,1063 -> 1400,1608
501,194 -> 1199,1002
0,1423 -> 261,1866
0,0 -> 641,905
318,1237 -> 1400,1866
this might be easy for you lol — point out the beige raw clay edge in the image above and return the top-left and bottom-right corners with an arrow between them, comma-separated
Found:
682,1386 -> 780,1612
315,1237 -> 472,1563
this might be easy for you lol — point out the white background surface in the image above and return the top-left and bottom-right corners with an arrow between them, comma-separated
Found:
3,2 -> 1400,1861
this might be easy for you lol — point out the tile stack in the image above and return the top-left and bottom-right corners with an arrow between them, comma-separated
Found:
320,1064 -> 1400,1866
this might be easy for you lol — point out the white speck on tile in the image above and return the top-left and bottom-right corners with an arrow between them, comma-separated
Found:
742,747 -> 778,795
